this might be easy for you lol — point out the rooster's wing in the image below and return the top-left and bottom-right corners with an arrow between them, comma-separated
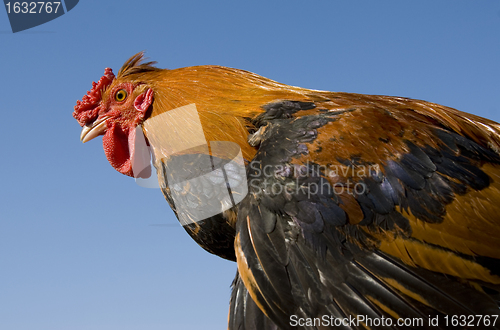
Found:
232,98 -> 500,329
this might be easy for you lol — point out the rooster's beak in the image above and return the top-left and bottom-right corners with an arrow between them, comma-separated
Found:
80,116 -> 110,143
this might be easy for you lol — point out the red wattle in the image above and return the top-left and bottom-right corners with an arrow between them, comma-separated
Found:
103,123 -> 134,177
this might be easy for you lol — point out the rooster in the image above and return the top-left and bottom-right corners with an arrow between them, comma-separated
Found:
73,52 -> 500,330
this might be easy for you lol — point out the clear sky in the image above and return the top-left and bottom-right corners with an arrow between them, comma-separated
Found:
1,1 -> 499,329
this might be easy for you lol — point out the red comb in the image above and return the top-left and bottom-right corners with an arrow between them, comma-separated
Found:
73,68 -> 116,126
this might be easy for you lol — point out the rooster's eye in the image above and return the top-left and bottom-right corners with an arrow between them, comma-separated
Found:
115,89 -> 127,102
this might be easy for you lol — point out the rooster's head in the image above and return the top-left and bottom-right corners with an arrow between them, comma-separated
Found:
73,52 -> 158,177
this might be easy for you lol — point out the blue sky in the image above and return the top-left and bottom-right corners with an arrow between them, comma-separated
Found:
1,1 -> 499,329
